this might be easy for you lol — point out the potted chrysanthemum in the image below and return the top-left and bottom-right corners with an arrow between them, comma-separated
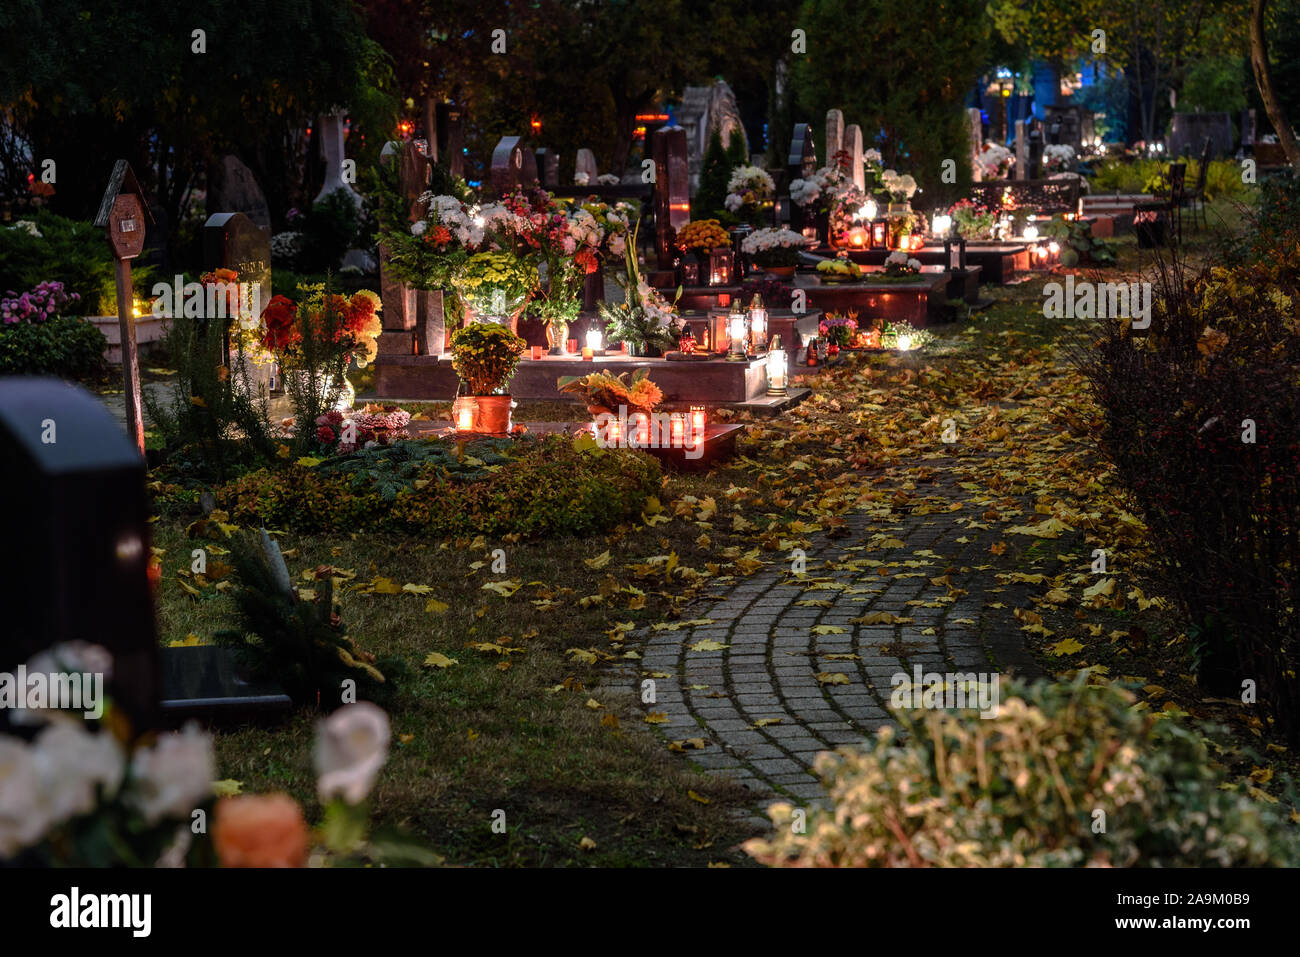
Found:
741,227 -> 807,278
449,321 -> 527,434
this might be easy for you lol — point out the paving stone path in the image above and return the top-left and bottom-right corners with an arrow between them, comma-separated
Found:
626,451 -> 1063,816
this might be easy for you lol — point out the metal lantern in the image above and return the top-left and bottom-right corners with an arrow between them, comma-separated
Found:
870,219 -> 888,249
767,348 -> 788,395
944,237 -> 967,271
726,304 -> 749,361
748,294 -> 768,353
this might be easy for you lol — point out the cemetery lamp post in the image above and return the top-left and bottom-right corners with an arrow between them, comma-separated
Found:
94,160 -> 154,455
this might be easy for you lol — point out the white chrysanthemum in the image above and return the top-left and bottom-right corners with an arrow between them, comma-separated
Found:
410,220 -> 427,236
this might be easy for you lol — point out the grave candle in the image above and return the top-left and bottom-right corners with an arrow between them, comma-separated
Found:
690,405 -> 706,439
585,328 -> 602,354
456,404 -> 474,431
567,338 -> 578,354
634,412 -> 650,447
726,308 -> 748,362
670,413 -> 685,447
871,221 -> 888,248
582,347 -> 594,360
767,348 -> 788,395
530,345 -> 543,360
748,295 -> 767,352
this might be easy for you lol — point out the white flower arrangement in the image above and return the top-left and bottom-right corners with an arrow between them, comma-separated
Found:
1042,143 -> 1076,174
574,171 -> 590,186
596,173 -> 621,186
880,169 -> 919,200
976,142 -> 1014,179
9,220 -> 42,238
726,165 -> 775,199
864,149 -> 883,166
741,227 -> 807,255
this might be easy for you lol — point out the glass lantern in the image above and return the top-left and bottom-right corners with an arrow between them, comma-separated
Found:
707,248 -> 734,286
748,294 -> 768,353
767,348 -> 788,395
726,305 -> 749,362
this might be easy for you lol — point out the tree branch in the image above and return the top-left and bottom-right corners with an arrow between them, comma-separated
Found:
1251,0 -> 1300,170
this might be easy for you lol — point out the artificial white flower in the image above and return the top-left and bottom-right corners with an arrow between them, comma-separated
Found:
0,737 -> 46,859
864,149 -> 882,165
314,702 -> 391,805
907,258 -> 923,271
32,723 -> 124,826
596,173 -> 621,186
724,192 -> 743,212
410,221 -> 427,236
885,250 -> 910,266
574,171 -> 590,186
128,722 -> 214,825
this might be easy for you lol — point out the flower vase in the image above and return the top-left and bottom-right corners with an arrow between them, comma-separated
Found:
546,321 -> 570,355
334,373 -> 355,411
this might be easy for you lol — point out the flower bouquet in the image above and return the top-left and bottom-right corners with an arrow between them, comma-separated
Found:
450,320 -> 527,396
603,221 -> 681,356
557,367 -> 663,417
741,227 -> 806,270
883,250 -> 923,277
1042,144 -> 1076,175
976,142 -> 1014,180
452,249 -> 536,329
724,165 -> 776,226
674,219 -> 732,253
949,199 -> 998,240
820,313 -> 858,347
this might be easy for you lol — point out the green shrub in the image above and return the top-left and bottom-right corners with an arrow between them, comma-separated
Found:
0,212 -> 153,315
215,434 -> 661,540
0,316 -> 107,381
745,675 -> 1300,867
299,190 -> 364,272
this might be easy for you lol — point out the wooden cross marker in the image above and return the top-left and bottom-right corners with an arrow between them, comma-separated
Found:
94,160 -> 154,454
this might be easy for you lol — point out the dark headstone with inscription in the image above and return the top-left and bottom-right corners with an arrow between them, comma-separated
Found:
652,126 -> 690,269
490,136 -> 540,197
203,212 -> 271,309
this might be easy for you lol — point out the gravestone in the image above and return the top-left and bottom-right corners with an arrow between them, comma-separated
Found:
1169,113 -> 1233,159
574,148 -> 599,184
203,212 -> 271,312
826,109 -> 844,164
0,378 -> 160,734
436,101 -> 465,180
678,80 -> 749,192
1015,119 -> 1028,181
204,212 -> 272,384
536,148 -> 560,188
844,124 -> 865,191
313,110 -> 362,208
787,123 -> 816,234
1043,105 -> 1082,152
490,136 -> 540,196
967,108 -> 984,182
652,125 -> 690,269
208,154 -> 271,229
1028,126 -> 1044,179
376,142 -> 426,355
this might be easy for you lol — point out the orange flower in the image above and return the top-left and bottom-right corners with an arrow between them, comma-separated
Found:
213,793 -> 310,868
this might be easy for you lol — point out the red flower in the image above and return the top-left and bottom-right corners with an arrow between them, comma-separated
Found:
261,294 -> 300,352
575,247 -> 598,274
317,426 -> 336,444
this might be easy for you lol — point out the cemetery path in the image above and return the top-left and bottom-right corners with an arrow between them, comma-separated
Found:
621,448 -> 1070,820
